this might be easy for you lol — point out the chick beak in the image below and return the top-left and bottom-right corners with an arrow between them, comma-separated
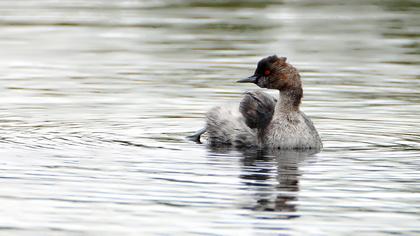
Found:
237,75 -> 259,83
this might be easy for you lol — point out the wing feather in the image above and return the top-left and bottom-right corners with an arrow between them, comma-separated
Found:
239,91 -> 277,129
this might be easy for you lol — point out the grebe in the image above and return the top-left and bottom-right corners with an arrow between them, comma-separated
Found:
190,55 -> 322,150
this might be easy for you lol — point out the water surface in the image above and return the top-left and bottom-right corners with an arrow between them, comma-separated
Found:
0,0 -> 419,235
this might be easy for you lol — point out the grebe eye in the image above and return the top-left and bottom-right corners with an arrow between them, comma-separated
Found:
264,69 -> 270,76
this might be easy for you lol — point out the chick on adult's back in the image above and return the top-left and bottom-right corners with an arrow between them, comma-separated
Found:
190,55 -> 322,150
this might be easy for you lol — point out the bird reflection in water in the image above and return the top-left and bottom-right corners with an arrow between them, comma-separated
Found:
240,149 -> 317,216
209,147 -> 318,218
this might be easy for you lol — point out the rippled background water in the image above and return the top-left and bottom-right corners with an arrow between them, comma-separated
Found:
0,0 -> 419,235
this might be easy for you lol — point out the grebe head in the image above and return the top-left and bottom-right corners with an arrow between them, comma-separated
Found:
238,55 -> 301,91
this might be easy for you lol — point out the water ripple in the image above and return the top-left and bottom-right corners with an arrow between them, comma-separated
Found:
0,0 -> 419,235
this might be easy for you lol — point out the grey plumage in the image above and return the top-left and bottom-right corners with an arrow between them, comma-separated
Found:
201,91 -> 277,147
261,108 -> 323,150
205,104 -> 256,147
239,91 -> 277,129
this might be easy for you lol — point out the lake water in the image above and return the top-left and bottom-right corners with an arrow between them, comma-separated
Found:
0,0 -> 419,235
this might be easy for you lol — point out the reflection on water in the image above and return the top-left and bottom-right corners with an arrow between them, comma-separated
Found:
208,147 -> 311,215
239,149 -> 316,215
0,0 -> 419,235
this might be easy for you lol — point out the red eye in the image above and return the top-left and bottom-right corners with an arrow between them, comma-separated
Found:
264,69 -> 270,76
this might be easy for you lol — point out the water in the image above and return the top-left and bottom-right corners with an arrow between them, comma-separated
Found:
0,0 -> 419,235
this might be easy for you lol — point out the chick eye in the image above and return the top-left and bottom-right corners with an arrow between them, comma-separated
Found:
264,69 -> 271,76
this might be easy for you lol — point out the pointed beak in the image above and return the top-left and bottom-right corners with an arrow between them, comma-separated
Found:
237,75 -> 259,83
